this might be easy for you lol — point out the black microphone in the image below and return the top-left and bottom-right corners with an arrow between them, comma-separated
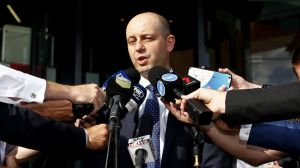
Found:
106,68 -> 140,132
148,66 -> 213,125
102,70 -> 146,116
128,113 -> 155,168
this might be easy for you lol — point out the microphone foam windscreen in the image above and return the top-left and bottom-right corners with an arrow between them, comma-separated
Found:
148,66 -> 169,87
102,68 -> 140,90
106,76 -> 133,106
149,66 -> 184,102
105,68 -> 140,104
123,68 -> 141,84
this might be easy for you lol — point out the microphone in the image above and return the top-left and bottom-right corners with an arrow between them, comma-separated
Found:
102,69 -> 146,114
128,113 -> 155,168
181,76 -> 205,166
148,66 -> 213,125
106,68 -> 140,132
102,69 -> 134,90
125,83 -> 146,114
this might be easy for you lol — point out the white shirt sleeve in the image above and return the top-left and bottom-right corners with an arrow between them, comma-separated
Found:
83,128 -> 89,147
239,124 -> 252,141
0,64 -> 46,104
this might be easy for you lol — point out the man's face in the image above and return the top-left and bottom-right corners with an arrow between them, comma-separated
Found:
126,15 -> 174,78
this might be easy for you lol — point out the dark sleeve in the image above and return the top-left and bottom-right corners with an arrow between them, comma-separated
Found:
248,120 -> 300,155
0,102 -> 86,158
221,82 -> 300,125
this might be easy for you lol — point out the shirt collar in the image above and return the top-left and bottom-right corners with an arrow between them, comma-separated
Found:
139,75 -> 150,88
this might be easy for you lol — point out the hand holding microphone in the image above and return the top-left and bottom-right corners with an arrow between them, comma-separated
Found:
148,66 -> 213,125
75,69 -> 146,129
180,88 -> 227,121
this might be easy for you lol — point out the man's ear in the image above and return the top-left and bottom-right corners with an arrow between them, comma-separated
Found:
166,35 -> 175,52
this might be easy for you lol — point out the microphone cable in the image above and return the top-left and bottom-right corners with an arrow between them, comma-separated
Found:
193,142 -> 200,168
188,126 -> 204,168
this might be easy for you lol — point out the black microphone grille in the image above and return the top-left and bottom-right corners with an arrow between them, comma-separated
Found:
106,68 -> 140,103
124,68 -> 140,84
148,66 -> 169,87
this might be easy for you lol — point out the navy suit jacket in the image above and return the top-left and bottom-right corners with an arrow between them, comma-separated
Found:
0,102 -> 86,158
120,111 -> 195,168
248,120 -> 300,155
82,109 -> 195,168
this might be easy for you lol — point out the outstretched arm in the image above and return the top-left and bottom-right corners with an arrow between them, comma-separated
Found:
0,64 -> 106,114
44,81 -> 106,113
0,102 -> 108,158
199,122 -> 287,166
164,101 -> 288,166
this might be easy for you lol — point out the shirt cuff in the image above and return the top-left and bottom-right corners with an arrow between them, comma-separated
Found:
239,124 -> 252,141
23,73 -> 46,103
83,128 -> 89,147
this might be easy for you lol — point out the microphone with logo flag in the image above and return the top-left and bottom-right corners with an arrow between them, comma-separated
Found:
103,70 -> 146,118
105,68 -> 140,132
128,113 -> 155,168
104,68 -> 141,168
148,66 -> 212,125
72,69 -> 146,127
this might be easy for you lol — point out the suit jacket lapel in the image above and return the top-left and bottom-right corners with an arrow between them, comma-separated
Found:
120,110 -> 139,139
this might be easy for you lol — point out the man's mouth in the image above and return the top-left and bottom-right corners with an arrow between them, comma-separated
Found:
137,55 -> 150,65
